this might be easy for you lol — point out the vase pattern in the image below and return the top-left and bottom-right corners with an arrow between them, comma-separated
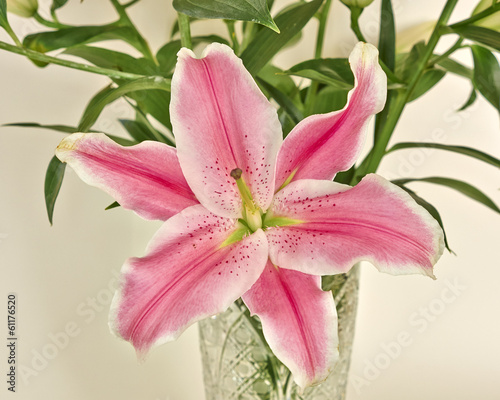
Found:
199,265 -> 360,400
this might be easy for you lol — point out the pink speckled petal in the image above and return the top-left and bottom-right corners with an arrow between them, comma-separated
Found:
275,43 -> 387,188
109,204 -> 268,355
266,175 -> 444,277
55,132 -> 198,221
171,43 -> 282,218
242,261 -> 338,389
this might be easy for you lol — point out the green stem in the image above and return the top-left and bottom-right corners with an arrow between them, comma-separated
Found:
314,0 -> 332,59
449,2 -> 500,29
429,37 -> 463,66
177,12 -> 192,50
123,0 -> 141,7
34,12 -> 71,29
356,0 -> 459,179
0,40 -> 149,80
350,6 -> 366,41
109,0 -> 156,62
2,24 -> 22,47
305,0 -> 332,116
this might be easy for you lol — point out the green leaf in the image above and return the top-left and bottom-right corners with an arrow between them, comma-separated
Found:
397,41 -> 425,81
392,176 -> 500,213
105,201 -> 120,210
3,122 -> 136,146
45,156 -> 66,225
257,77 -> 303,124
395,185 -> 453,253
471,44 -> 500,112
156,35 -> 229,76
51,0 -> 69,11
78,77 -> 171,133
312,86 -> 349,114
452,25 -> 500,51
63,46 -> 156,75
127,89 -> 172,131
0,0 -> 8,30
23,24 -> 146,59
409,68 -> 446,101
378,0 -> 395,72
458,87 -> 477,111
334,165 -> 355,185
119,119 -> 159,142
241,0 -> 323,76
172,0 -> 279,33
436,57 -> 473,80
387,142 -> 500,168
284,58 -> 354,90
258,64 -> 299,96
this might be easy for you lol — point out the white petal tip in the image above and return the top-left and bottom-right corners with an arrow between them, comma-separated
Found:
55,132 -> 86,160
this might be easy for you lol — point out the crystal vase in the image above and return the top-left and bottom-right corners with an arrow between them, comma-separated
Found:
198,265 -> 360,400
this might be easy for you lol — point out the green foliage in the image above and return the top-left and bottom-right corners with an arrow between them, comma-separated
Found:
378,0 -> 395,72
23,24 -> 147,62
3,122 -> 135,145
0,0 -> 8,29
471,44 -> 500,112
452,25 -> 500,52
119,119 -> 161,143
393,177 -> 500,213
51,0 -> 68,11
241,0 -> 323,75
387,142 -> 500,168
77,77 -> 171,134
395,185 -> 453,252
173,0 -> 279,32
284,58 -> 354,90
44,156 -> 66,225
64,46 -> 156,75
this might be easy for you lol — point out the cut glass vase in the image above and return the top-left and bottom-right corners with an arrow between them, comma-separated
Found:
199,265 -> 360,400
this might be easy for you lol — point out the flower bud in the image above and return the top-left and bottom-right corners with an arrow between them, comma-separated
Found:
472,0 -> 500,31
340,0 -> 375,8
7,0 -> 38,18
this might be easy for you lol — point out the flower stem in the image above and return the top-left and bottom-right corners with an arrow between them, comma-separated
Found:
177,12 -> 192,50
350,6 -> 366,42
2,24 -> 22,47
0,40 -> 149,80
356,0 -> 459,179
34,12 -> 71,29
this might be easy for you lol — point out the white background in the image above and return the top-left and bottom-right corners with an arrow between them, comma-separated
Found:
1,0 -> 499,399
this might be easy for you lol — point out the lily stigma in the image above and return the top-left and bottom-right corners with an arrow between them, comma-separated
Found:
55,42 -> 444,388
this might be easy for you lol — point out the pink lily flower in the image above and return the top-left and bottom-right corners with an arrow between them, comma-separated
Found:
55,42 -> 444,389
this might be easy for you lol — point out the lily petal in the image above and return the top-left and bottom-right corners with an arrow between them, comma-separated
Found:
266,175 -> 444,277
109,204 -> 268,355
275,42 -> 387,189
242,261 -> 338,389
171,43 -> 283,218
56,132 -> 198,220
